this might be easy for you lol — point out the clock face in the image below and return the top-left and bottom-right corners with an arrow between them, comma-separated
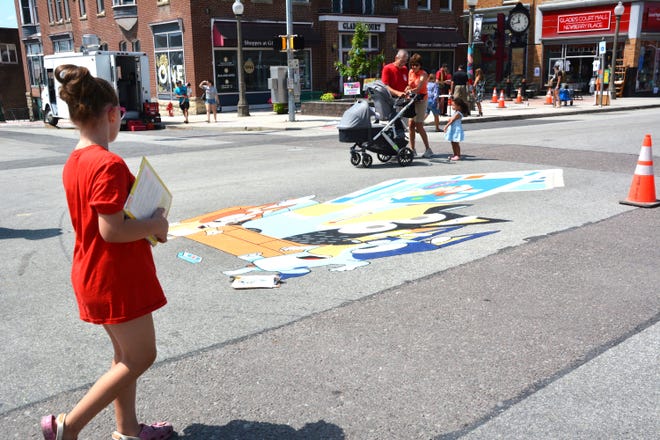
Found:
509,12 -> 529,33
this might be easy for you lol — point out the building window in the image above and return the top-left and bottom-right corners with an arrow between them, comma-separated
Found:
132,40 -> 140,52
51,34 -> 73,52
46,0 -> 70,22
213,48 -> 311,95
20,0 -> 38,25
393,0 -> 408,10
152,22 -> 184,98
63,0 -> 70,19
79,0 -> 86,17
0,43 -> 18,63
25,41 -> 44,86
112,0 -> 136,4
417,0 -> 430,10
119,40 -> 127,51
97,0 -> 105,14
439,0 -> 451,11
333,0 -> 374,14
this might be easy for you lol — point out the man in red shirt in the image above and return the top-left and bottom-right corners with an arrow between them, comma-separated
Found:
381,49 -> 409,98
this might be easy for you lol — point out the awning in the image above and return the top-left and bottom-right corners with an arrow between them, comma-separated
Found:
213,21 -> 320,48
397,28 -> 465,49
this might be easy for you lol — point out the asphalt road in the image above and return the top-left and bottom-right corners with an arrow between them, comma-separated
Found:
0,109 -> 658,439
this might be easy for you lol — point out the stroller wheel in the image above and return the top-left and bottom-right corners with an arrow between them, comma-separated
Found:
350,151 -> 362,167
377,153 -> 392,163
362,153 -> 373,168
397,147 -> 414,167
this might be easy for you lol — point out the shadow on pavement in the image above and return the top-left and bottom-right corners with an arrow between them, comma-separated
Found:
173,420 -> 345,439
0,227 -> 62,240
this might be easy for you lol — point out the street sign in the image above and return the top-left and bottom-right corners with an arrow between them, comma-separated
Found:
599,41 -> 607,55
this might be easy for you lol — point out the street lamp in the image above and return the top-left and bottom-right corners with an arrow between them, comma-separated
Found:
467,0 -> 478,81
232,0 -> 250,116
610,1 -> 625,100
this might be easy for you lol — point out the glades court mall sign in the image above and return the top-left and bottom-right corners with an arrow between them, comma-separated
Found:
558,11 -> 611,33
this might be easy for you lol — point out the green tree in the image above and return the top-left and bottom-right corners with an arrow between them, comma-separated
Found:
334,22 -> 384,82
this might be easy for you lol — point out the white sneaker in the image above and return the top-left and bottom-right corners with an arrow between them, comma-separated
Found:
422,149 -> 434,158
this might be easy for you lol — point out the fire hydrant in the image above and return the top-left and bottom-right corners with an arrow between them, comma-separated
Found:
166,102 -> 174,117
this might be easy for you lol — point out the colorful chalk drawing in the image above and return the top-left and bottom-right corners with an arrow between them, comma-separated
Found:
170,170 -> 564,279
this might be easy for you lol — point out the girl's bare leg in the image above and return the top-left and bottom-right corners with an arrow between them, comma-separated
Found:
61,314 -> 157,440
452,142 -> 461,157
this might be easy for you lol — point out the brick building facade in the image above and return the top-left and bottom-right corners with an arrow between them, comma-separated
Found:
0,27 -> 27,119
468,0 -> 660,96
13,0 -> 474,120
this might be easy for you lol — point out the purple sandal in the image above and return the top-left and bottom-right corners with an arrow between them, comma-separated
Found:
40,413 -> 66,440
111,421 -> 174,440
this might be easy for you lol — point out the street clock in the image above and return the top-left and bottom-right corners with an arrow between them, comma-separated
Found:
507,2 -> 530,35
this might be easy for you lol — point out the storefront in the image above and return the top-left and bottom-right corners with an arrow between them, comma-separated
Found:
212,20 -> 320,107
396,26 -> 463,74
536,1 -> 660,96
637,1 -> 660,94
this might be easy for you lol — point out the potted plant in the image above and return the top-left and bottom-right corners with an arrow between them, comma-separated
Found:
334,22 -> 384,94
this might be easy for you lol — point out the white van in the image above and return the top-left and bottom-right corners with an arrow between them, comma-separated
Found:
41,50 -> 160,129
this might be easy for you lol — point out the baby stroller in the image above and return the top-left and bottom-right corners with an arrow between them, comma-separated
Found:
337,80 -> 416,168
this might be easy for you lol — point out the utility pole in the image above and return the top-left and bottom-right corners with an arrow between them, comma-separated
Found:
286,0 -> 295,122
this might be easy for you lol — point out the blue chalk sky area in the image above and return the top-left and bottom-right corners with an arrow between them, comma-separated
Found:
1,0 -> 17,28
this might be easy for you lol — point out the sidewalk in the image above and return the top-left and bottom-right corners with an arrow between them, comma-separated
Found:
160,95 -> 660,131
2,95 -> 658,131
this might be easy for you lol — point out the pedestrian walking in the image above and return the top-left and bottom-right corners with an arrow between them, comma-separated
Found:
450,65 -> 470,116
405,53 -> 434,158
473,68 -> 485,117
199,80 -> 219,122
174,80 -> 189,123
425,73 -> 442,131
437,64 -> 452,116
381,49 -> 409,98
443,97 -> 468,161
40,64 -> 173,440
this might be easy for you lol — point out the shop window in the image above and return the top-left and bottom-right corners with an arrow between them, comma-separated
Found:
0,43 -> 18,63
152,22 -> 185,98
213,49 -> 311,95
637,43 -> 659,93
25,41 -> 43,87
19,0 -> 38,25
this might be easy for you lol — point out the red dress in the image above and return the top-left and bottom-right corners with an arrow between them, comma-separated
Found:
62,145 -> 167,324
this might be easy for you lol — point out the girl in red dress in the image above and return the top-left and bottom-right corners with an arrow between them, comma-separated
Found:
40,65 -> 173,440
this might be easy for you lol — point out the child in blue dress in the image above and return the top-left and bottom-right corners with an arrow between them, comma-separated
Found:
443,97 -> 469,161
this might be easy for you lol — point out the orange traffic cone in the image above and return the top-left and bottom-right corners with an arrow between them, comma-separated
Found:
497,90 -> 506,108
515,88 -> 523,104
620,134 -> 660,207
491,87 -> 498,103
544,88 -> 553,105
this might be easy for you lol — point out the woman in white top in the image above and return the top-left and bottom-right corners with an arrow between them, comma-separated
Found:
199,80 -> 219,122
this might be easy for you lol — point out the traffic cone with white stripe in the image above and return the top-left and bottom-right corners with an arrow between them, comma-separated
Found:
620,134 -> 660,208
497,90 -> 506,108
491,87 -> 498,103
515,88 -> 523,104
544,88 -> 553,105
